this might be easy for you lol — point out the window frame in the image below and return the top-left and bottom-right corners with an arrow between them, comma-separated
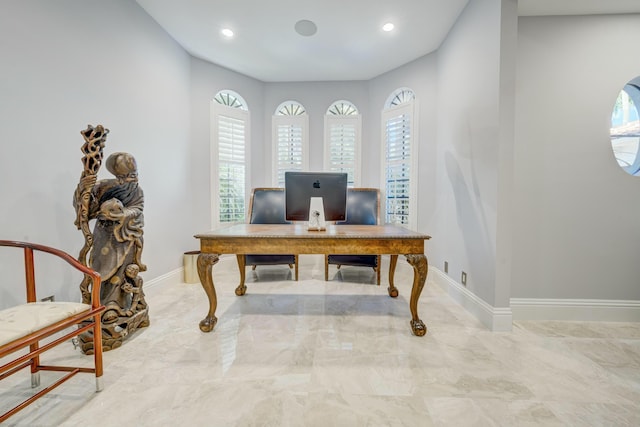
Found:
380,98 -> 418,230
211,99 -> 251,229
611,82 -> 640,176
324,101 -> 362,187
272,102 -> 309,186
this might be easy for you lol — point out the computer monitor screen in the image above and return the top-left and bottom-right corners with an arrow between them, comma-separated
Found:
284,171 -> 348,221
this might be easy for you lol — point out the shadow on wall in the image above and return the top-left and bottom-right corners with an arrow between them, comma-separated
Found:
444,150 -> 495,300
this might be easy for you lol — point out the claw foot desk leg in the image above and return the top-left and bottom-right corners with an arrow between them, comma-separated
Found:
197,253 -> 219,332
387,254 -> 399,297
235,254 -> 247,296
406,254 -> 428,337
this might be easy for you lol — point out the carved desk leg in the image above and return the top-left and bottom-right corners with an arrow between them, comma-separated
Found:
197,253 -> 219,332
387,254 -> 399,298
406,254 -> 428,337
235,254 -> 247,296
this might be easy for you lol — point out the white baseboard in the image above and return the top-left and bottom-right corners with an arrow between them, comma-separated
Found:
510,298 -> 640,322
430,268 -> 513,332
143,267 -> 183,297
144,255 -> 237,296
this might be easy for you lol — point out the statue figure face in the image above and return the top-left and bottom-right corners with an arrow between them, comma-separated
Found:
125,264 -> 139,278
116,171 -> 138,185
106,152 -> 138,184
99,198 -> 124,219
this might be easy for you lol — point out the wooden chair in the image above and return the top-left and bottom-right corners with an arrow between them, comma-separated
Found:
245,188 -> 299,280
0,240 -> 104,423
325,188 -> 382,285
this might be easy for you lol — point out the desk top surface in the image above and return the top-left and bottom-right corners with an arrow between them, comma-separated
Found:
195,224 -> 431,240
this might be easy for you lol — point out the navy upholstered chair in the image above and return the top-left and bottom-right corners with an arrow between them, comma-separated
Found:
325,188 -> 381,285
245,188 -> 298,280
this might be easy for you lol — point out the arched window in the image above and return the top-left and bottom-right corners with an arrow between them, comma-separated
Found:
214,91 -> 247,109
610,78 -> 640,176
387,88 -> 416,107
382,88 -> 418,229
211,90 -> 250,227
324,100 -> 361,186
272,101 -> 309,186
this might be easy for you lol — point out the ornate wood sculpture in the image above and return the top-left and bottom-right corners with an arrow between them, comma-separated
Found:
73,125 -> 149,353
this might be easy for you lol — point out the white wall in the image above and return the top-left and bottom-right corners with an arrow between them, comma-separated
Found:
368,54 -> 439,232
189,57 -> 265,231
0,0 -> 192,307
513,13 -> 640,301
263,82 -> 370,183
434,0 -> 505,307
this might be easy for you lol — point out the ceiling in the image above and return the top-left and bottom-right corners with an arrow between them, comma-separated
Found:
135,0 -> 640,83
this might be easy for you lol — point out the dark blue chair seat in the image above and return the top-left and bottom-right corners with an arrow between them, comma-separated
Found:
245,254 -> 295,266
327,254 -> 378,267
325,188 -> 381,285
245,188 -> 298,280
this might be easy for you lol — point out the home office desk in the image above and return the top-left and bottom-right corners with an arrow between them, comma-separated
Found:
194,224 -> 431,336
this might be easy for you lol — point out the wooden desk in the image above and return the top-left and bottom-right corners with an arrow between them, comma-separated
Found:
194,224 -> 431,336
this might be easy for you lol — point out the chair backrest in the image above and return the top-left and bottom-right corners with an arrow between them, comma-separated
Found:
248,188 -> 290,224
337,188 -> 380,225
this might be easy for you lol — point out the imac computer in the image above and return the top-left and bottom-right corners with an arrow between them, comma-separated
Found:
284,171 -> 348,230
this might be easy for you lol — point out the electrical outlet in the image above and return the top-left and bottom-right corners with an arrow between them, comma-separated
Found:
41,295 -> 55,302
461,272 -> 467,286
444,261 -> 449,274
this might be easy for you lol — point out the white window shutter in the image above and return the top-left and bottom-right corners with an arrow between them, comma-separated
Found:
272,114 -> 309,186
217,114 -> 246,223
325,115 -> 361,186
212,100 -> 250,228
382,101 -> 416,229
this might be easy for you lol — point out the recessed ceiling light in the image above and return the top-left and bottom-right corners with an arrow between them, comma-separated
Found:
221,28 -> 234,38
382,23 -> 394,32
295,19 -> 317,37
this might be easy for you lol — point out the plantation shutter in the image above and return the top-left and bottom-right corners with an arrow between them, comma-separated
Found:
272,113 -> 308,186
217,114 -> 246,223
384,108 -> 411,226
276,123 -> 303,186
326,116 -> 358,186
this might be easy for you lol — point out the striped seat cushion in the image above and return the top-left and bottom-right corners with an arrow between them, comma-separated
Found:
0,302 -> 91,347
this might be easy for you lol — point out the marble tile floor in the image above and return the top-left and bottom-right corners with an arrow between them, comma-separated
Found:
1,255 -> 639,426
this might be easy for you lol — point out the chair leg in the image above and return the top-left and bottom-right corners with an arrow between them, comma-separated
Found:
376,255 -> 381,286
252,265 -> 257,270
324,255 -> 329,281
294,255 -> 299,281
30,372 -> 40,388
30,342 -> 40,387
93,313 -> 104,392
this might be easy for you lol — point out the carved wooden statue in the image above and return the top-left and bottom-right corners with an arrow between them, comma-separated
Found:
73,124 -> 149,353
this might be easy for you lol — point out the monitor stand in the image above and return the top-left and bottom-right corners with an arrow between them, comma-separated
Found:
307,197 -> 326,231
